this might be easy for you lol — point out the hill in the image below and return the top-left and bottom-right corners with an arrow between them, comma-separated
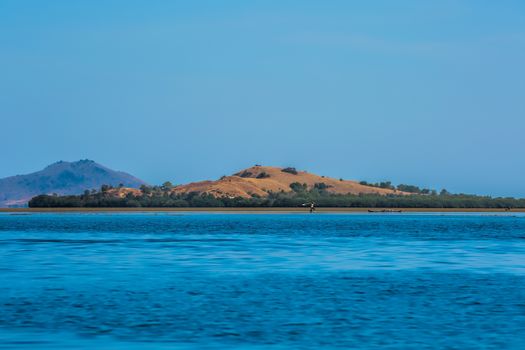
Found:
171,165 -> 404,198
0,160 -> 145,207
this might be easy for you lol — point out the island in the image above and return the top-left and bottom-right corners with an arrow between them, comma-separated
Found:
27,165 -> 525,209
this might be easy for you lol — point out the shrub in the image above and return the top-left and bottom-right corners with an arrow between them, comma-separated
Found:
314,182 -> 332,190
360,180 -> 395,190
397,184 -> 422,193
378,181 -> 394,189
290,182 -> 307,192
282,167 -> 298,175
256,172 -> 270,179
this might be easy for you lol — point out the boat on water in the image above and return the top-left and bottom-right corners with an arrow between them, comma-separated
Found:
368,209 -> 403,213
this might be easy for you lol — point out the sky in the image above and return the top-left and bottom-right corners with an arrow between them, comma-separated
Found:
1,0 -> 524,197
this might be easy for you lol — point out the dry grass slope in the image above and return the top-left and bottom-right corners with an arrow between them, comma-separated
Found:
171,166 -> 406,198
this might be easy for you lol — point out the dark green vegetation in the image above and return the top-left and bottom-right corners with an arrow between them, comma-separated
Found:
237,170 -> 270,179
28,183 -> 525,208
281,167 -> 298,175
359,180 -> 437,195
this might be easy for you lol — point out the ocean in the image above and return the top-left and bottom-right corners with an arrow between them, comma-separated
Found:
0,212 -> 524,349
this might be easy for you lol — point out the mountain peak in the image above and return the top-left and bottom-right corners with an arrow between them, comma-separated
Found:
0,160 -> 145,207
47,159 -> 95,168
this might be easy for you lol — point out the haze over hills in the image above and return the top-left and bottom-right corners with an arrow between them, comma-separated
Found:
0,160 -> 145,207
171,165 -> 405,198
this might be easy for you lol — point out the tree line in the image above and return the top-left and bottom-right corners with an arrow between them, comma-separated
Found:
28,183 -> 525,208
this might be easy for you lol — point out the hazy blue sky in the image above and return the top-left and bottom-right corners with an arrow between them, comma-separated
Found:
1,0 -> 524,196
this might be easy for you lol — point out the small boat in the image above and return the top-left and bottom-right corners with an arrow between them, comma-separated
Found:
368,209 -> 402,213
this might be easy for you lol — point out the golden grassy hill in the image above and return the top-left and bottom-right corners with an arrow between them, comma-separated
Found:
171,166 -> 405,198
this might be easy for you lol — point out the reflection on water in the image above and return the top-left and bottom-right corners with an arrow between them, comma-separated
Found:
0,213 -> 524,349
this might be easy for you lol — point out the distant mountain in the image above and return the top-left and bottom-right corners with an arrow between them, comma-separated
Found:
0,160 -> 145,207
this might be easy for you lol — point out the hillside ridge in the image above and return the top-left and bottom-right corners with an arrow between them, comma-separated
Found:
170,165 -> 406,198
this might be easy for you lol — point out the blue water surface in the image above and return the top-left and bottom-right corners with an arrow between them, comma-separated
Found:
0,212 -> 524,349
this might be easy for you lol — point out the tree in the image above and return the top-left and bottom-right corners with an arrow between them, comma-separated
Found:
162,181 -> 174,190
140,184 -> 152,195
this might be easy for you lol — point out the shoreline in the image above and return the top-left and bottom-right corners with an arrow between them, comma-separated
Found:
1,207 -> 524,213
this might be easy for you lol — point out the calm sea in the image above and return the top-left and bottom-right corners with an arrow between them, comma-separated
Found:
0,213 -> 524,349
